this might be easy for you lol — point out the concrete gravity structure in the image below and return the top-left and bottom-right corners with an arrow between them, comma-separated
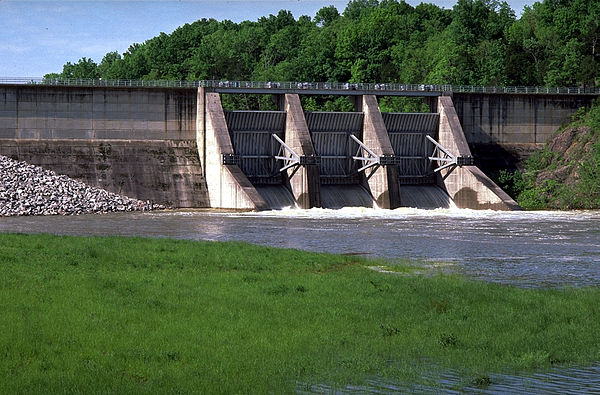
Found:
1,81 -> 595,211
197,88 -> 518,210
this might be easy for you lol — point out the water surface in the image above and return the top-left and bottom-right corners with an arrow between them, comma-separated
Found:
1,207 -> 599,288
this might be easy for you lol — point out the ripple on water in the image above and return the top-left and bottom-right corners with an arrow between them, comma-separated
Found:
297,363 -> 600,394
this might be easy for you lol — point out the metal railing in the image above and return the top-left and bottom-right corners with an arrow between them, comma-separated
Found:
1,77 -> 599,95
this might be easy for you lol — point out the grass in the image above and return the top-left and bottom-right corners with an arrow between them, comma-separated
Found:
1,233 -> 600,393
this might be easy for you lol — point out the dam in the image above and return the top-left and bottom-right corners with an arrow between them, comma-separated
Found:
1,79 -> 597,210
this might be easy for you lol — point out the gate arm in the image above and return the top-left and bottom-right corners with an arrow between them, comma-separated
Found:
350,134 -> 385,172
426,135 -> 473,174
272,134 -> 300,172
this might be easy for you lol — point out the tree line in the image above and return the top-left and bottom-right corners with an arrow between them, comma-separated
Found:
45,0 -> 599,89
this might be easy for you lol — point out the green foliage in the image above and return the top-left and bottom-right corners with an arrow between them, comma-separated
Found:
314,5 -> 341,27
56,57 -> 99,79
300,96 -> 354,112
494,169 -> 524,199
588,99 -> 600,134
46,0 -> 600,90
379,97 -> 431,112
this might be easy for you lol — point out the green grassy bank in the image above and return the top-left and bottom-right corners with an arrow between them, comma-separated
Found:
1,233 -> 599,393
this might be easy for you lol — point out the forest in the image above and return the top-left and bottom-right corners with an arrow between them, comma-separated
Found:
45,0 -> 599,90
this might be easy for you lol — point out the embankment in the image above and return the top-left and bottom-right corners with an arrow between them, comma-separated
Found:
513,102 -> 600,209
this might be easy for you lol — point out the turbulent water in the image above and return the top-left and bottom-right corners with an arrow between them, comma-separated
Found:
256,184 -> 454,210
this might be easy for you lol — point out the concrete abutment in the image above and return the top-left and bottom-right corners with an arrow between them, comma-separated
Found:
198,88 -> 268,210
436,96 -> 521,210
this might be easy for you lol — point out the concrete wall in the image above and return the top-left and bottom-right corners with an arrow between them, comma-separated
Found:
453,93 -> 596,148
0,139 -> 207,207
0,85 -> 207,207
0,85 -> 196,140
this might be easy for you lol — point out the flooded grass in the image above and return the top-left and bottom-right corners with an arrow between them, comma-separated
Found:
1,233 -> 600,392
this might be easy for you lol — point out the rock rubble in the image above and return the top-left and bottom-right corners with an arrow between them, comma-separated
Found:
0,155 -> 164,216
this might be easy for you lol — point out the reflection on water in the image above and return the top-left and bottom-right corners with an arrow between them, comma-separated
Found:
2,207 -> 599,288
299,363 -> 600,394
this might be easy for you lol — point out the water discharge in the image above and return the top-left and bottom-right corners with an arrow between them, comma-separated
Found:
320,185 -> 375,208
255,185 -> 297,209
399,185 -> 455,209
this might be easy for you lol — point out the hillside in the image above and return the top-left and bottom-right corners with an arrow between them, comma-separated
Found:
508,102 -> 600,210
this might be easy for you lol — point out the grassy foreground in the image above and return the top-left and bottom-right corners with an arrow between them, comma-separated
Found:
1,233 -> 600,393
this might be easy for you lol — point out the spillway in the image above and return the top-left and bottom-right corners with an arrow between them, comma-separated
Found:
399,185 -> 455,209
203,92 -> 518,211
254,185 -> 297,209
320,185 -> 374,209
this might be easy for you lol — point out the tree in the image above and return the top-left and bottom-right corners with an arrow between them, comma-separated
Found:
97,51 -> 122,79
60,57 -> 99,79
343,0 -> 379,19
314,6 -> 340,27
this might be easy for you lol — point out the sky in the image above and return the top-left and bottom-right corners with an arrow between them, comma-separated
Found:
0,0 -> 537,78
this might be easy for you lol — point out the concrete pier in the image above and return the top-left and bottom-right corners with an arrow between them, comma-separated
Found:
361,95 -> 401,209
198,88 -> 268,210
283,94 -> 322,208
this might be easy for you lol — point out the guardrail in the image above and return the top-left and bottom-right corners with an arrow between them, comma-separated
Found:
1,77 -> 599,95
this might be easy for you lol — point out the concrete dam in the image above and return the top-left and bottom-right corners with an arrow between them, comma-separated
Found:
1,81 -> 596,210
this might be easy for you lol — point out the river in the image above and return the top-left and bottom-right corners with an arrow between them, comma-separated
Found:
2,207 -> 599,288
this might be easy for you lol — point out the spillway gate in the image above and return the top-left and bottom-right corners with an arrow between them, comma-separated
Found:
224,110 -> 286,184
202,89 -> 520,210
